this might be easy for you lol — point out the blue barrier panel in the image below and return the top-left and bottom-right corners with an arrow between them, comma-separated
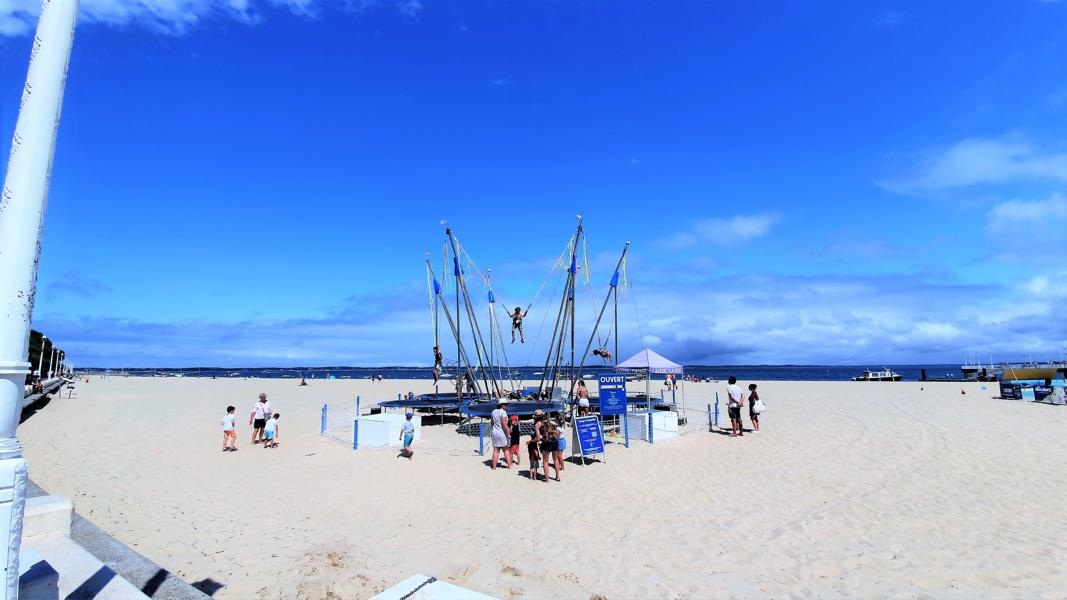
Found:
598,373 -> 627,416
478,421 -> 484,456
352,419 -> 358,450
320,404 -> 327,435
575,416 -> 605,457
707,404 -> 712,432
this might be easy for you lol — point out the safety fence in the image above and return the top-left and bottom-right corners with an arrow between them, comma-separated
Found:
319,388 -> 740,458
320,396 -> 489,456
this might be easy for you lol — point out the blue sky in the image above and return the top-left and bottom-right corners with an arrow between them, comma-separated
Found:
2,0 -> 1065,367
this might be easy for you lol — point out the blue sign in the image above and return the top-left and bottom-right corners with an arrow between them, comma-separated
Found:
574,416 -> 605,456
598,372 -> 627,416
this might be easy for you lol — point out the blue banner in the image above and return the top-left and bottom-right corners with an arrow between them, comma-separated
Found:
574,416 -> 605,456
598,372 -> 627,416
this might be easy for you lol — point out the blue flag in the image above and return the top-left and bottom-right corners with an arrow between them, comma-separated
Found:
453,256 -> 460,276
488,290 -> 495,303
610,270 -> 619,288
433,279 -> 441,294
569,255 -> 577,274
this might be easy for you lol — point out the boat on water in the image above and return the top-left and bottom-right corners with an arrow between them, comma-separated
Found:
852,368 -> 902,382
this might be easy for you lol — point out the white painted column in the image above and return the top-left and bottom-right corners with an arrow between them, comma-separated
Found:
0,0 -> 79,597
33,337 -> 45,379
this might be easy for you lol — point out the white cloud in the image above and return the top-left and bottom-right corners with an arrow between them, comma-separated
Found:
883,136 -> 1067,193
0,0 -> 422,37
985,193 -> 1067,234
874,9 -> 908,28
34,269 -> 1067,367
662,212 -> 783,249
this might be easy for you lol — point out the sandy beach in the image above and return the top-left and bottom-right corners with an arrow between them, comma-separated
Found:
18,376 -> 1067,599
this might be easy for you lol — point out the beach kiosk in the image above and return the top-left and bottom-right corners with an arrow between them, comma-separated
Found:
615,348 -> 684,442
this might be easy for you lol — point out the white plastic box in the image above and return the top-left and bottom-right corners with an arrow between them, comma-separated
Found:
355,413 -> 421,448
624,410 -> 679,442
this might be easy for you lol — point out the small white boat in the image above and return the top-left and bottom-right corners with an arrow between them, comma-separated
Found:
852,368 -> 902,382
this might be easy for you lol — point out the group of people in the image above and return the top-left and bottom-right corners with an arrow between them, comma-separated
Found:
663,373 -> 679,391
725,377 -> 764,436
220,393 -> 281,451
489,400 -> 567,482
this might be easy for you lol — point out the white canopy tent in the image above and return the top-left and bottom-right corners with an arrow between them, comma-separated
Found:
615,348 -> 685,424
615,348 -> 683,375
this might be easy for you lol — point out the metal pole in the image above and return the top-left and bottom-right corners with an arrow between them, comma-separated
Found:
48,346 -> 56,379
0,0 -> 79,595
613,286 -> 618,367
646,369 -> 652,443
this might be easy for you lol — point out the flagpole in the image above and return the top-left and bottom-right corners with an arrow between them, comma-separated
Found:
0,0 -> 79,596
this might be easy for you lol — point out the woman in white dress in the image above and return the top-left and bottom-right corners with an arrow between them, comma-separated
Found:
490,400 -> 511,470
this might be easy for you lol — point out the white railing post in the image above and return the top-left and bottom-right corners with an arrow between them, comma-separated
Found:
0,0 -> 79,596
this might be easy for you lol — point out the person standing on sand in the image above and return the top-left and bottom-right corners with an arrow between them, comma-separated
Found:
508,414 -> 521,466
527,437 -> 541,480
539,416 -> 560,482
221,406 -> 237,452
490,400 -> 511,469
250,393 -> 272,445
576,379 -> 590,416
748,383 -> 762,433
727,377 -> 744,437
400,412 -> 416,459
263,413 -> 280,448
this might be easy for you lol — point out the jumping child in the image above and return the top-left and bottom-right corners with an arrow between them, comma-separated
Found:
510,306 -> 529,343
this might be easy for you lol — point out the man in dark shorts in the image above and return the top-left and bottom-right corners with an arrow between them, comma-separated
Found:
250,393 -> 271,445
726,376 -> 744,437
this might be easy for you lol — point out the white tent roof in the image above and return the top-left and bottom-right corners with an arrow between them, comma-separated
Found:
615,348 -> 683,374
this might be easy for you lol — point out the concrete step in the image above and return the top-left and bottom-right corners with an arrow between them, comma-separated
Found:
23,533 -> 147,599
21,496 -> 146,599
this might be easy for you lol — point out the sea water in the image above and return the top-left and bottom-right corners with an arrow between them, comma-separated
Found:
83,364 -> 968,382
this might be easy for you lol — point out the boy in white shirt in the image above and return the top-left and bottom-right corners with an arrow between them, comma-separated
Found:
221,405 -> 237,452
263,413 -> 280,448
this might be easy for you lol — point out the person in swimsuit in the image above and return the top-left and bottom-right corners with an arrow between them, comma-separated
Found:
575,379 -> 590,416
508,415 -> 521,466
592,348 -> 613,362
510,306 -> 529,343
